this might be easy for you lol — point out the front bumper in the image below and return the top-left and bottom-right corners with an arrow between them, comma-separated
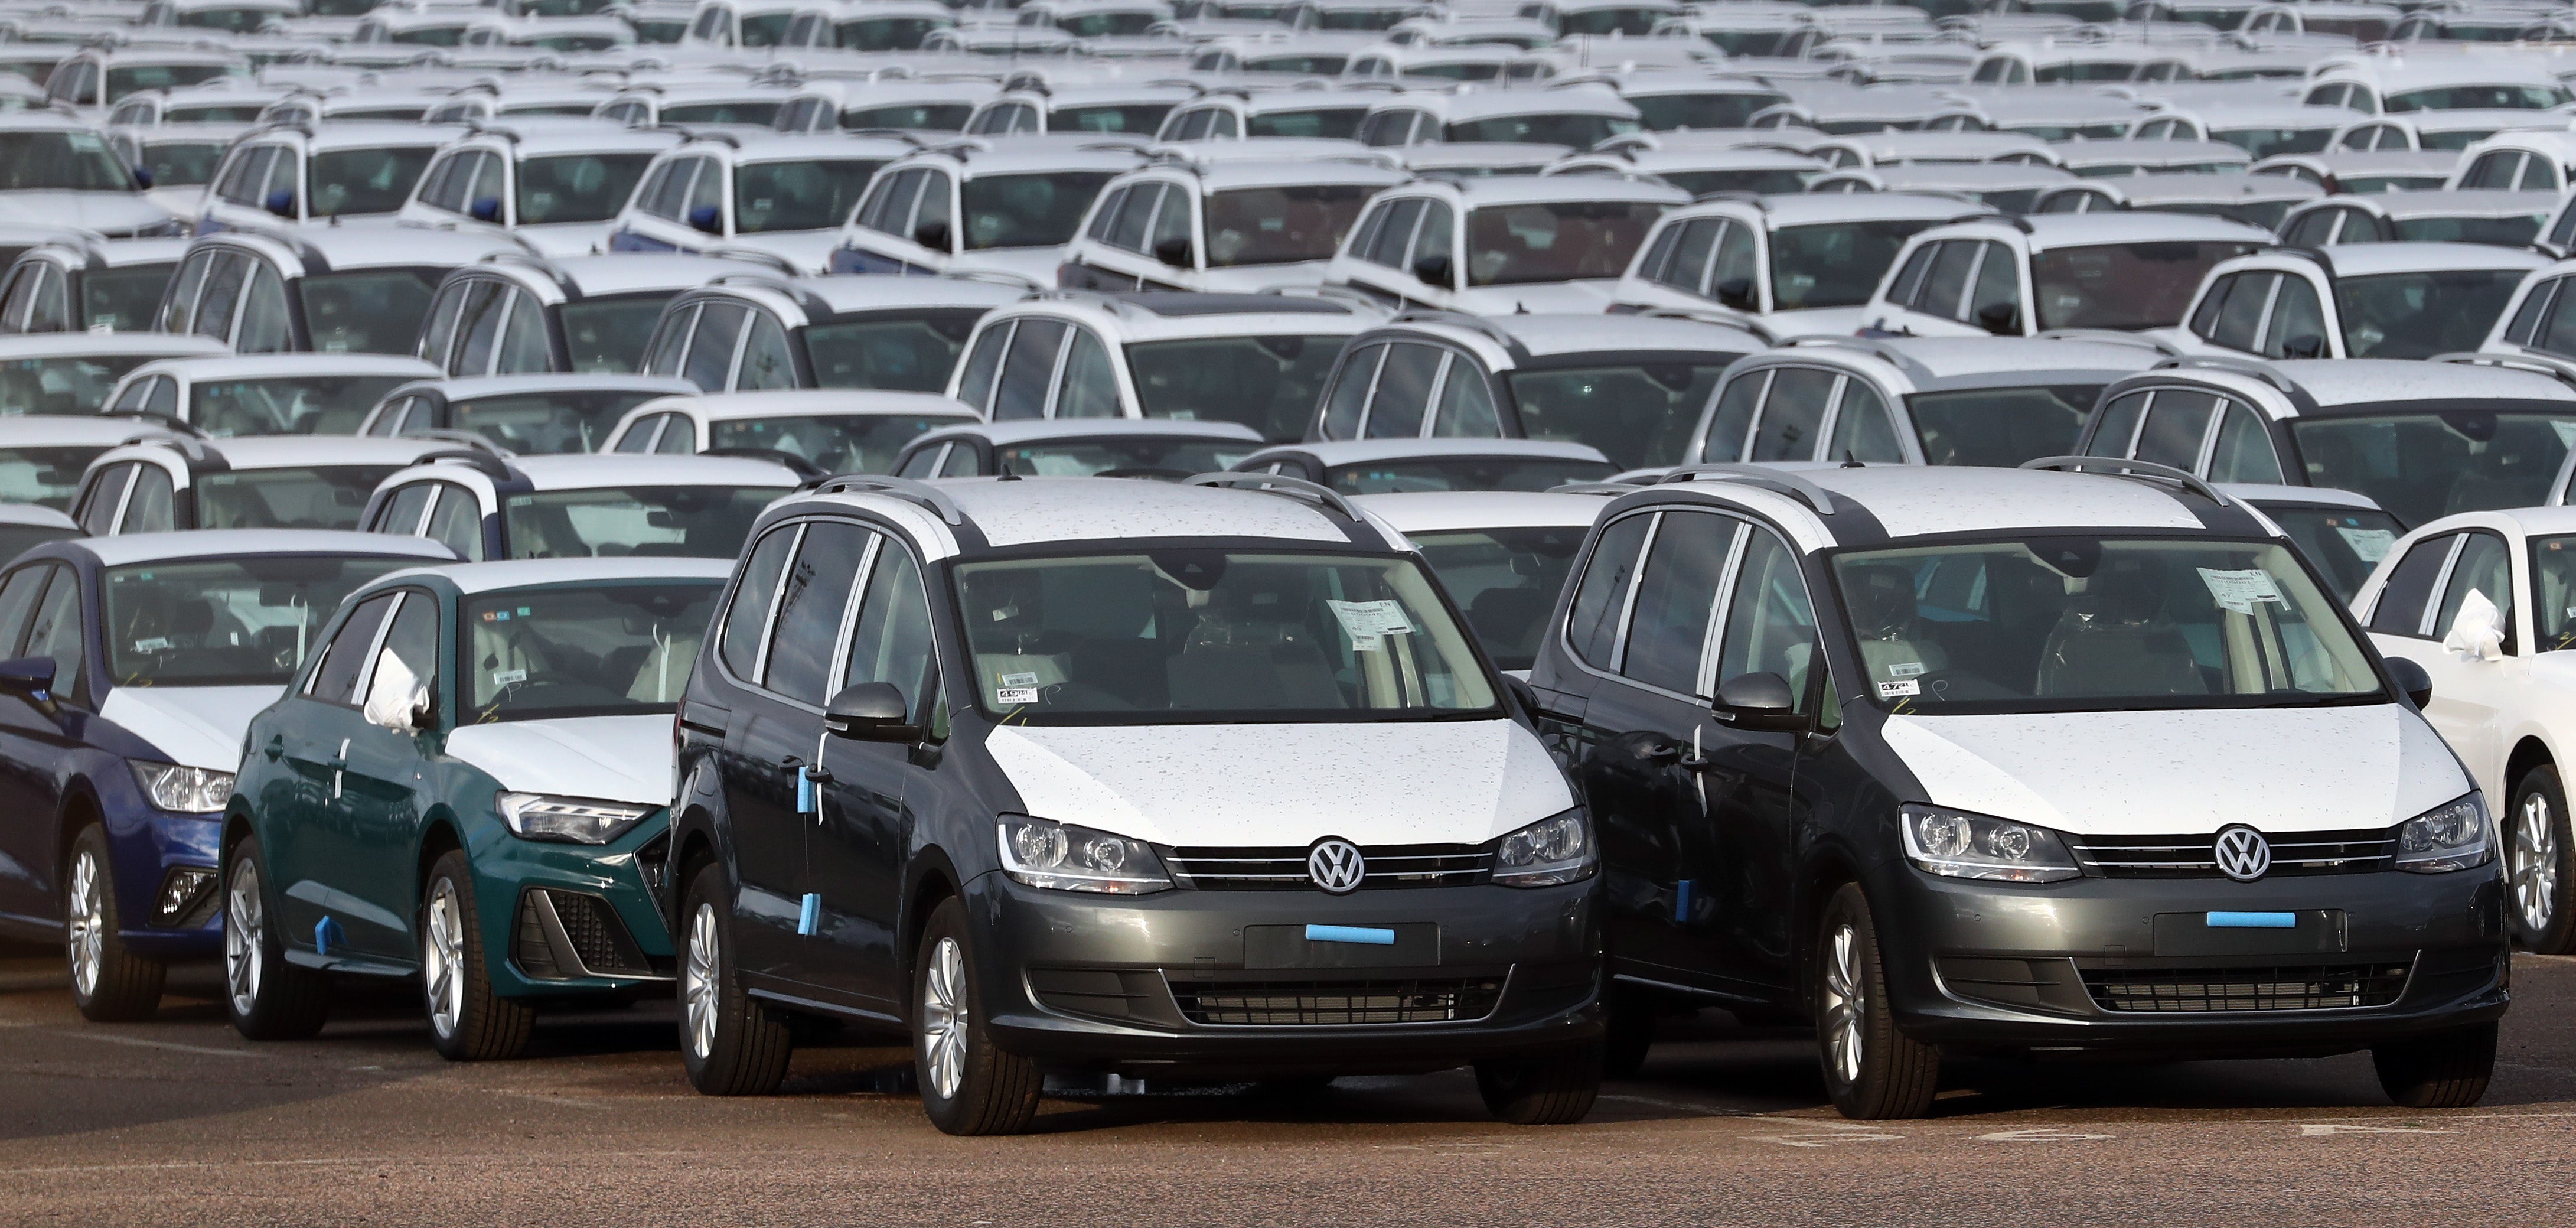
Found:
1874,860 -> 2510,1057
976,874 -> 1603,1077
473,815 -> 676,999
110,811 -> 224,961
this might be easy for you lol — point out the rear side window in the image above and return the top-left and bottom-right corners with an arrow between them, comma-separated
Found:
1565,512 -> 1654,670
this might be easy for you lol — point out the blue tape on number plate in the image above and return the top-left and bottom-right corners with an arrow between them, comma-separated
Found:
2207,911 -> 2297,929
798,893 -> 821,937
1305,924 -> 1395,946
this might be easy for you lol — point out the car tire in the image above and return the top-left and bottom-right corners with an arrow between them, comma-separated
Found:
2373,1021 -> 2497,1109
420,851 -> 532,1061
1815,882 -> 1940,1120
1601,984 -> 1654,1079
2508,766 -> 2574,954
1475,1044 -> 1603,1125
222,835 -> 328,1041
678,861 -> 791,1096
65,825 -> 164,1022
914,896 -> 1041,1136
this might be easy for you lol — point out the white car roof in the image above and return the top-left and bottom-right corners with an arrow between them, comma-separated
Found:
508,452 -> 806,491
1256,438 -> 1612,464
918,418 -> 1264,444
0,416 -> 167,447
0,334 -> 230,361
2303,241 -> 2547,276
384,554 -> 737,594
657,389 -> 980,421
0,501 -> 75,529
2218,481 -> 2384,512
925,475 -> 1353,549
122,354 -> 443,383
72,528 -> 458,569
2264,357 -> 2576,411
397,374 -> 700,400
1349,489 -> 1609,533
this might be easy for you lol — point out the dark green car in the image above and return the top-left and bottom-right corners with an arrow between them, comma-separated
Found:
219,556 -> 730,1059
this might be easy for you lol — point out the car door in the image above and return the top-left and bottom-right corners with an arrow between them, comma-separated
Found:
262,591 -> 400,954
2418,530 -> 2520,792
0,562 -> 71,925
2366,531 -> 2484,788
709,523 -> 819,976
810,528 -> 937,1009
337,587 -> 441,959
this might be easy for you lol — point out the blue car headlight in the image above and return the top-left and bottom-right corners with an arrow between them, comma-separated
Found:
129,761 -> 233,813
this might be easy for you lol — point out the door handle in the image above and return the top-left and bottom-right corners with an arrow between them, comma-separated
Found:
263,734 -> 283,761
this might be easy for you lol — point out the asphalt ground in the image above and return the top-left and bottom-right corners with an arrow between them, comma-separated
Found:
4,943 -> 2574,1227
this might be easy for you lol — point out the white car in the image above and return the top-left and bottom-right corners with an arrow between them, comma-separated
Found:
1351,488 -> 1607,675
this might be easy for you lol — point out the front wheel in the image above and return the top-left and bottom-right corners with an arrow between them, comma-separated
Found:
1475,1044 -> 1602,1125
420,851 -> 531,1061
914,897 -> 1041,1136
1814,883 -> 1940,1120
223,835 -> 328,1041
677,861 -> 791,1096
2373,1022 -> 2497,1109
2509,767 -> 2574,954
66,825 -> 164,1022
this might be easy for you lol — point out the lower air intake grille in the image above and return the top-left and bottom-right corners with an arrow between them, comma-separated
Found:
1169,976 -> 1505,1026
515,888 -> 651,980
2082,963 -> 2411,1013
1166,845 -> 1491,891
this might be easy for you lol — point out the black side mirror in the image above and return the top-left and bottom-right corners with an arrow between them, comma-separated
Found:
2279,333 -> 2326,360
1714,276 -> 1756,311
265,188 -> 297,218
914,219 -> 952,252
823,681 -> 922,743
687,204 -> 722,234
1974,301 -> 2019,335
1503,673 -> 1539,716
2386,656 -> 2432,710
132,165 -> 154,189
1713,671 -> 1807,732
469,196 -> 503,223
1152,236 -> 1192,268
1412,250 -> 1453,287
0,656 -> 58,714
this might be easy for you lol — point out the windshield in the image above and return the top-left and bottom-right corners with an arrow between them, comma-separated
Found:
105,64 -> 232,103
2213,126 -> 2333,159
1631,93 -> 1783,131
2336,269 -> 2525,360
712,412 -> 971,474
1445,113 -> 1639,146
995,436 -> 1256,477
1834,536 -> 2383,715
194,376 -> 411,437
461,582 -> 722,722
1248,108 -> 1366,139
2261,503 -> 2402,604
80,266 -> 171,333
1052,104 -> 1172,135
2393,214 -> 2545,245
298,269 -> 442,355
1412,525 -> 1587,671
804,313 -> 979,391
500,485 -> 782,559
105,555 -> 415,688
1771,219 -> 1939,310
1662,168 -> 1811,197
560,297 -> 670,373
1128,336 -> 1345,442
837,17 -> 944,49
1055,11 -> 1158,35
2034,241 -> 2257,331
1325,457 -> 1615,493
954,551 -> 1498,722
2291,409 -> 2576,527
661,101 -> 780,125
517,153 -> 654,224
2386,84 -> 2572,112
1206,185 -> 1375,268
0,445 -> 111,509
844,103 -> 973,131
1510,364 -> 1729,470
736,159 -> 885,233
141,139 -> 224,186
454,390 -> 666,455
2346,175 -> 2447,194
1403,61 -> 1502,82
176,7 -> 275,32
1907,385 -> 2100,468
0,354 -> 161,415
0,131 -> 138,192
198,465 -> 399,529
309,148 -> 433,217
1466,201 -> 1664,286
963,171 -> 1116,249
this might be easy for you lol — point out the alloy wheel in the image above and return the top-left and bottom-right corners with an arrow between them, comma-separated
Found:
1821,921 -> 1864,1087
921,936 -> 967,1100
226,863 -> 263,1019
683,902 -> 719,1061
422,879 -> 465,1040
2515,792 -> 2561,935
67,850 -> 102,998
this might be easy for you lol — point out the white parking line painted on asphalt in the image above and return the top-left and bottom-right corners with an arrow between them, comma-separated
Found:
45,1030 -> 266,1059
2298,1123 -> 2456,1136
1977,1128 -> 2113,1141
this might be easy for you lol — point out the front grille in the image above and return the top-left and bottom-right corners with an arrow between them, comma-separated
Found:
515,888 -> 651,980
2082,962 -> 2411,1012
549,892 -> 649,975
1169,976 -> 1505,1025
1165,844 -> 1490,891
2069,828 -> 2395,878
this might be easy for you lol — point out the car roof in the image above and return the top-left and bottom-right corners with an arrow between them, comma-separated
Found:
123,354 -> 442,383
1747,335 -> 2168,387
1126,158 -> 1411,193
392,373 -> 701,400
1254,438 -> 1612,464
506,453 -> 807,490
2290,241 -> 2548,276
918,418 -> 1264,445
1377,311 -> 1764,361
476,252 -> 777,299
379,555 -> 738,595
0,334 -> 230,361
921,474 -> 1363,550
1398,174 -> 1688,207
0,415 -> 178,447
768,274 -> 1028,317
67,528 -> 459,569
1649,464 -> 2221,551
1348,489 -> 1609,533
657,389 -> 979,420
1933,211 -> 2274,249
2219,481 -> 2383,512
1659,191 -> 1979,227
2264,357 -> 2576,410
2072,171 -> 2321,204
2322,188 -> 2560,220
203,227 -> 528,273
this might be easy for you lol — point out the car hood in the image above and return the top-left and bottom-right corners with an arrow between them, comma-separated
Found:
1450,280 -> 1615,315
0,192 -> 174,236
99,685 -> 285,773
444,714 -> 676,807
516,221 -> 612,258
1879,703 -> 2468,836
1763,306 -> 1869,340
983,718 -> 1573,848
947,246 -> 1066,289
145,187 -> 205,223
715,230 -> 840,275
1195,260 -> 1331,292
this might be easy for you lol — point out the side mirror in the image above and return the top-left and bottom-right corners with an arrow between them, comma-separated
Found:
1411,250 -> 1453,287
914,219 -> 952,252
1713,276 -> 1756,311
264,188 -> 297,218
687,204 -> 722,234
823,681 -> 922,743
468,196 -> 503,223
1713,671 -> 1808,732
1152,236 -> 1193,268
132,165 -> 154,190
2386,655 -> 2433,709
1503,673 -> 1539,716
1974,301 -> 2019,335
2279,333 -> 2325,360
0,656 -> 58,714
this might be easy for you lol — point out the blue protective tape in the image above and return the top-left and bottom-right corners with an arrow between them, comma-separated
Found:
314,916 -> 343,956
1675,879 -> 1693,921
798,893 -> 821,937
795,767 -> 817,815
1305,924 -> 1395,946
2207,911 -> 2297,929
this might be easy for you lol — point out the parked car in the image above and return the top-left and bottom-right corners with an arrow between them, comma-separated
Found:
603,388 -> 976,473
1323,175 -> 1686,313
640,274 -> 1021,394
829,137 -> 1144,284
1057,157 -> 1409,294
2166,243 -> 2544,361
0,416 -> 175,511
100,354 -> 441,436
413,253 -> 774,379
356,451 -> 806,561
2278,189 -> 2558,248
69,435 -> 464,535
1861,213 -> 2269,338
193,121 -> 455,233
155,228 -> 527,356
889,418 -> 1264,478
1232,438 -> 1617,492
398,123 -> 682,257
1609,193 -> 1982,340
0,236 -> 187,335
604,131 -> 917,270
0,332 -> 229,416
1349,488 -> 1605,673
357,374 -> 698,455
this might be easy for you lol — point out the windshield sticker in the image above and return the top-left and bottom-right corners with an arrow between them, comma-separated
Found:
992,604 -> 1019,622
2555,420 -> 2576,451
999,671 -> 1039,688
1328,599 -> 1413,652
1877,679 -> 1920,698
1885,661 -> 1926,678
2333,526 -> 2396,564
996,686 -> 1039,705
132,637 -> 171,653
2197,568 -> 2285,615
492,669 -> 527,686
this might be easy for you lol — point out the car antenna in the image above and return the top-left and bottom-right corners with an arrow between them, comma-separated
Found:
1841,451 -> 1863,467
996,462 -> 1020,481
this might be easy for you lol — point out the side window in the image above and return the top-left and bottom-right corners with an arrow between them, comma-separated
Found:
1148,188 -> 1195,266
308,592 -> 398,705
1565,512 -> 1654,670
2463,151 -> 2520,190
992,318 -> 1068,419
236,265 -> 291,354
119,464 -> 175,533
1361,198 -> 1424,268
684,156 -> 723,226
426,484 -> 482,561
1915,241 -> 1978,317
1826,380 -> 1904,464
1361,343 -> 1443,438
656,423 -> 694,455
860,169 -> 924,236
1714,526 -> 1819,711
937,445 -> 979,477
642,303 -> 697,377
762,520 -> 870,705
737,311 -> 796,390
1106,183 -> 1160,253
914,172 -> 951,249
954,322 -> 1010,411
1412,201 -> 1454,282
0,564 -> 48,656
24,566 -> 83,703
683,301 -> 749,391
1320,343 -> 1382,438
77,464 -> 133,535
896,445 -> 944,480
495,293 -> 552,374
369,591 -> 438,721
2435,532 -> 2516,653
452,281 -> 507,376
2206,400 -> 2284,484
2370,533 -> 2456,634
2261,275 -> 2327,360
2086,390 -> 2148,457
2552,207 -> 2576,251
843,536 -> 934,716
2206,271 -> 2275,352
1620,510 -> 1739,697
1882,245 -> 1935,308
1967,242 -> 2018,332
108,376 -> 153,413
1749,367 -> 1836,462
418,281 -> 467,367
193,252 -> 249,344
420,153 -> 467,212
2541,280 -> 2576,356
719,526 -> 798,680
1430,360 -> 1499,437
1711,222 -> 1757,305
1054,327 -> 1121,419
2280,209 -> 2334,247
614,413 -> 664,453
144,378 -> 177,418
26,265 -> 67,333
1698,369 -> 1767,463
1655,219 -> 1716,294
1084,186 -> 1127,242
2134,389 -> 2220,470
377,483 -> 433,534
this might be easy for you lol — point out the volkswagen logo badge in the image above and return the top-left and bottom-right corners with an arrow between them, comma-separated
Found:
1307,838 -> 1366,894
2213,825 -> 2272,882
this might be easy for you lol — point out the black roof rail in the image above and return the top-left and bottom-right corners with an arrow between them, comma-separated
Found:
1388,308 -> 1519,348
105,412 -> 206,440
703,446 -> 827,483
415,448 -> 515,481
1778,335 -> 1935,382
2431,350 -> 2576,390
2148,353 -> 2300,393
811,473 -> 966,525
2018,455 -> 2228,507
1183,471 -> 1361,520
1656,463 -> 1837,514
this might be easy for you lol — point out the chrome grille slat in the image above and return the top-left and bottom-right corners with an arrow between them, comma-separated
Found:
1166,843 -> 1491,891
2068,828 -> 2396,878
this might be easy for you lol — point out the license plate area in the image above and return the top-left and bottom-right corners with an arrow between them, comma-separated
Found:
2151,910 -> 2346,957
1244,923 -> 1439,969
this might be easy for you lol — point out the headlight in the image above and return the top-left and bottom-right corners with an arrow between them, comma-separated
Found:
1900,803 -> 2081,884
129,761 -> 233,813
1492,807 -> 1596,888
497,792 -> 654,845
2395,794 -> 2492,873
997,815 -> 1172,894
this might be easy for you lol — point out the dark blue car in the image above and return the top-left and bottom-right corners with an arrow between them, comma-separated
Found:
0,529 -> 452,1020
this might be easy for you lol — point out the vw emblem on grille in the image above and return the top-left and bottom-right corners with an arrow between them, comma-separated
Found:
1307,838 -> 1367,894
2214,825 -> 2272,882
